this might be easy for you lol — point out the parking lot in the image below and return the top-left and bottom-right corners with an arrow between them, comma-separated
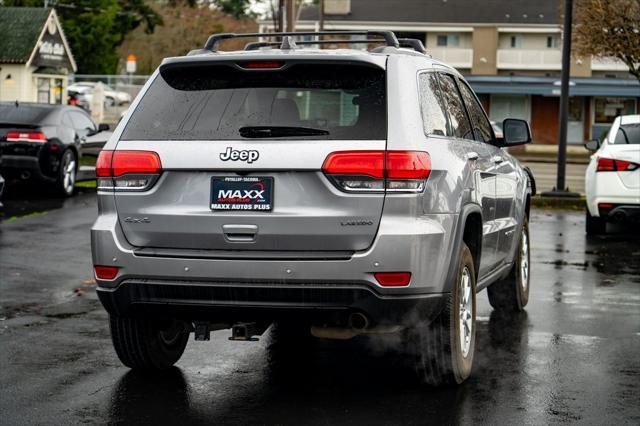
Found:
0,190 -> 638,425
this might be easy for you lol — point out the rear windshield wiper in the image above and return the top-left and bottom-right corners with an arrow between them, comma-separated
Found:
239,126 -> 329,138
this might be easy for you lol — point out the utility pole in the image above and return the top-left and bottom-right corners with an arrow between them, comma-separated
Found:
543,0 -> 580,198
319,0 -> 325,31
286,0 -> 295,32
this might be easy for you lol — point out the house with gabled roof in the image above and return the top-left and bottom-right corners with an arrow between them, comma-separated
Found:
0,7 -> 76,104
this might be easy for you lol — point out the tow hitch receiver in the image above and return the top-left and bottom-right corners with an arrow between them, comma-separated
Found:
194,321 -> 210,341
229,322 -> 268,341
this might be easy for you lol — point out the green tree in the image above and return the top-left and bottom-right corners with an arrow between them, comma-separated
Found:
3,0 -> 161,74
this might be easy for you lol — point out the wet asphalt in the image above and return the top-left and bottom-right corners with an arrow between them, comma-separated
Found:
0,189 -> 639,425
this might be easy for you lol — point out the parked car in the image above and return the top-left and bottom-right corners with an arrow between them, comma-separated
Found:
0,102 -> 111,196
584,114 -> 640,234
92,31 -> 534,386
68,82 -> 132,106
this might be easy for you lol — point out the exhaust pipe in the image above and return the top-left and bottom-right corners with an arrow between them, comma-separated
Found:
348,312 -> 369,331
612,210 -> 627,222
20,171 -> 31,180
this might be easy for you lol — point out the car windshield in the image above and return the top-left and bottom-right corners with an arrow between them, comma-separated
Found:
612,123 -> 640,144
121,62 -> 387,141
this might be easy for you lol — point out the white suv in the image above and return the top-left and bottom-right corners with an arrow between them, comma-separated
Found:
584,114 -> 640,234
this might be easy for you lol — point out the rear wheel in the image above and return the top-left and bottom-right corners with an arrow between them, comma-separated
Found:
55,149 -> 76,197
488,218 -> 530,312
404,243 -> 476,386
109,316 -> 189,370
586,209 -> 606,235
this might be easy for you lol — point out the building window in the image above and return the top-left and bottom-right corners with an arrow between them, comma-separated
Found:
546,35 -> 560,48
37,78 -> 50,103
436,34 -> 460,47
510,35 -> 523,48
594,97 -> 637,124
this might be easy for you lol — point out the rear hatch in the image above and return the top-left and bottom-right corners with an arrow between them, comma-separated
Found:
110,58 -> 388,252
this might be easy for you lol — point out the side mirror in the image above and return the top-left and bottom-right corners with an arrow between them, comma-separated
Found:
584,139 -> 600,151
98,123 -> 110,132
501,118 -> 531,146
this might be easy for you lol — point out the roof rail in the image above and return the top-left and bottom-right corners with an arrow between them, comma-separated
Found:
203,30 -> 400,52
242,35 -> 429,55
398,38 -> 428,54
244,39 -> 386,50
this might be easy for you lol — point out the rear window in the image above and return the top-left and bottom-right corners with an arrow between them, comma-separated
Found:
0,104 -> 53,125
121,62 -> 387,140
613,123 -> 640,144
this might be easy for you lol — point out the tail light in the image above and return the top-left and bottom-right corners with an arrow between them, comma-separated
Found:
374,272 -> 412,287
96,150 -> 162,191
596,157 -> 639,172
94,265 -> 119,280
5,131 -> 47,142
322,150 -> 431,193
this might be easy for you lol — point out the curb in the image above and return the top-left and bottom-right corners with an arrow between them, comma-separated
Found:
531,195 -> 585,210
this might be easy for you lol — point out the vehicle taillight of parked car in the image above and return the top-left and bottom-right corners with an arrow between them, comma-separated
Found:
96,150 -> 162,191
596,157 -> 639,172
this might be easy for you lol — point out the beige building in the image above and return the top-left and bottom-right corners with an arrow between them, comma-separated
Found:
0,7 -> 77,105
260,0 -> 640,144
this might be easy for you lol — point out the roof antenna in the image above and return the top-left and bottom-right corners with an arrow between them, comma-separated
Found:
280,36 -> 297,50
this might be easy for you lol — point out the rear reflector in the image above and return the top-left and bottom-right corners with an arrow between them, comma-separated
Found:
598,203 -> 613,209
374,272 -> 412,287
597,157 -> 639,172
94,265 -> 119,280
5,131 -> 47,142
322,150 -> 431,193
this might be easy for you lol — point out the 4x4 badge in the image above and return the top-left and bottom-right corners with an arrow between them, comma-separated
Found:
220,147 -> 259,164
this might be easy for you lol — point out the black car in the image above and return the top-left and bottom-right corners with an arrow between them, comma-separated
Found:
0,102 -> 110,196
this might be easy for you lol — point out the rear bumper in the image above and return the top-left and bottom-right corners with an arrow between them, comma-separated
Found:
598,204 -> 640,223
0,154 -> 49,180
97,279 -> 447,325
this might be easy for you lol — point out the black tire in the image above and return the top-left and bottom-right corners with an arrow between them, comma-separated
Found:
404,243 -> 476,386
55,149 -> 77,197
585,208 -> 606,235
109,316 -> 189,370
488,218 -> 530,312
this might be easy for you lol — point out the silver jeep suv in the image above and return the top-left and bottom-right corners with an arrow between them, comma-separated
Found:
92,31 -> 534,385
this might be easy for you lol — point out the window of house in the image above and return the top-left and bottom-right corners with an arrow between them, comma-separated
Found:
437,73 -> 473,140
458,80 -> 494,143
546,35 -> 560,48
418,72 -> 449,137
37,78 -> 50,103
436,34 -> 460,47
510,35 -> 523,48
594,98 -> 637,124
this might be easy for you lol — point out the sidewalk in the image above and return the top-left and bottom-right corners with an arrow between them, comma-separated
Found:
510,144 -> 591,164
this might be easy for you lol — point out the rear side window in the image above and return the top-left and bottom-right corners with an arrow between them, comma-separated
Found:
0,104 -> 52,125
437,74 -> 473,140
612,123 -> 640,144
121,63 -> 387,140
418,72 -> 448,137
458,80 -> 494,143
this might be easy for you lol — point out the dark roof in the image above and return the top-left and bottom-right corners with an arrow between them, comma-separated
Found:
0,7 -> 52,63
299,0 -> 560,25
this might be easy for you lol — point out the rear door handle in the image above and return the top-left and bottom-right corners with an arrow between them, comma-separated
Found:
222,224 -> 257,242
491,155 -> 503,164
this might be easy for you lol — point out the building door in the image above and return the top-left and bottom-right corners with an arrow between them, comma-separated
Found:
567,97 -> 584,144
